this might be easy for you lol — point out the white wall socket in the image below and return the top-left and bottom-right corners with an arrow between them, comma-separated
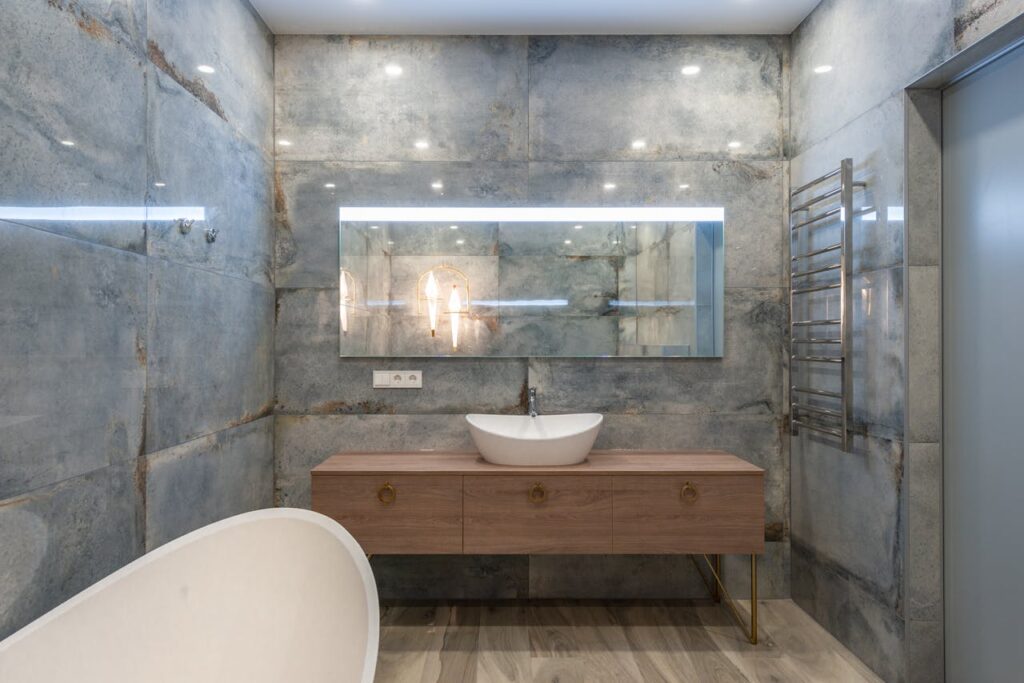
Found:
373,370 -> 422,389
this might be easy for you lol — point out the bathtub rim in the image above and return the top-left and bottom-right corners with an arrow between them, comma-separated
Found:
0,507 -> 380,682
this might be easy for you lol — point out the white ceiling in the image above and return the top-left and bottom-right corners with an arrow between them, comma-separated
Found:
251,0 -> 822,36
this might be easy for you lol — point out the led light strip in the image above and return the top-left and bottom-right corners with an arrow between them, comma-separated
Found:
339,207 -> 724,223
0,206 -> 206,221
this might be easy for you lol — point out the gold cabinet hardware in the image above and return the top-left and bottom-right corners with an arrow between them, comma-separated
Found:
528,482 -> 547,504
377,482 -> 397,505
680,480 -> 699,503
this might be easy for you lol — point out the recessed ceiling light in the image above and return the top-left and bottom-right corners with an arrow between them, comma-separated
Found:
603,182 -> 617,190
370,225 -> 379,230
153,182 -> 166,188
197,65 -> 215,74
384,64 -> 403,76
631,139 -> 647,150
324,183 -> 336,189
681,65 -> 701,76
387,240 -> 394,245
60,139 -> 75,147
431,181 -> 444,190
564,239 -> 572,245
678,183 -> 690,190
574,224 -> 583,230
630,224 -> 637,230
456,239 -> 465,245
414,140 -> 429,150
728,140 -> 742,149
278,139 -> 292,147
813,65 -> 833,74
449,225 -> 459,230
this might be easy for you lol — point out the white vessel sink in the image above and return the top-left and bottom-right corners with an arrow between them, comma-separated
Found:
465,413 -> 604,466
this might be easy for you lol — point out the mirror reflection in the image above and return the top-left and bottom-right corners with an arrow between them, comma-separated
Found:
339,208 -> 723,357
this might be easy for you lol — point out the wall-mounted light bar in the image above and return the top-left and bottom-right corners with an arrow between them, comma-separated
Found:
338,207 -> 724,223
0,206 -> 206,221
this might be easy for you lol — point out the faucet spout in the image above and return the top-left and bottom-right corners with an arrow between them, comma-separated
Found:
527,387 -> 539,417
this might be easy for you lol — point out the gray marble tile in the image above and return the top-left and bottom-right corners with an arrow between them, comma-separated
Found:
907,443 -> 942,622
275,36 -> 528,162
528,161 -> 786,289
791,539 -> 906,683
146,260 -> 274,453
0,462 -> 141,640
907,266 -> 941,444
0,222 -> 146,499
144,417 -> 273,551
528,36 -> 787,161
146,68 -> 273,286
275,287 -> 528,415
274,414 -> 477,508
954,0 -> 1024,50
529,555 -> 706,599
789,94 -> 906,274
723,540 -> 791,600
905,90 -> 943,267
275,161 -> 528,288
528,288 -> 787,416
146,0 -> 274,151
373,556 -> 528,600
791,433 -> 904,606
0,0 -> 147,253
906,618 -> 944,683
791,0 -> 953,154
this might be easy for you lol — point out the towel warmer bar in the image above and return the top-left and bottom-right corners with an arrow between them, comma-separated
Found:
789,158 -> 868,451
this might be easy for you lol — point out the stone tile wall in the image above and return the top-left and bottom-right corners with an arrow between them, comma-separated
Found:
0,0 -> 275,639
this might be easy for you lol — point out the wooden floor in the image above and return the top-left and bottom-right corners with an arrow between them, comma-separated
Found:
376,599 -> 881,682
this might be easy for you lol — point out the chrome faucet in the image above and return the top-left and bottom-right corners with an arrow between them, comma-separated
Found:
528,387 -> 539,417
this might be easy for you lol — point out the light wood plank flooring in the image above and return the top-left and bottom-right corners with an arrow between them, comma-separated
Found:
376,599 -> 881,682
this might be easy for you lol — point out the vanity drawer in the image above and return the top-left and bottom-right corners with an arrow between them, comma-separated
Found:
463,475 -> 613,554
613,475 -> 764,554
311,475 -> 463,554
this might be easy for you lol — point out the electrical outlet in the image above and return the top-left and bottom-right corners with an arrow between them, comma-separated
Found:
373,370 -> 422,389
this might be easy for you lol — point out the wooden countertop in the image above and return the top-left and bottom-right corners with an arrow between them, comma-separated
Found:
313,450 -> 763,476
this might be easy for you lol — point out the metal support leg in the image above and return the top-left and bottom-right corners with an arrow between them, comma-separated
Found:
692,553 -> 759,645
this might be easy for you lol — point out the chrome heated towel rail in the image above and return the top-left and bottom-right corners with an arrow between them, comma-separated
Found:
789,158 -> 867,452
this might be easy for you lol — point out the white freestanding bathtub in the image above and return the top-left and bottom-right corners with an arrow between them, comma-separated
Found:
0,508 -> 378,683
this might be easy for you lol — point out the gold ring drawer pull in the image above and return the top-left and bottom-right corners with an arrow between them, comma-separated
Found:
680,481 -> 699,503
528,482 -> 547,504
377,482 -> 397,505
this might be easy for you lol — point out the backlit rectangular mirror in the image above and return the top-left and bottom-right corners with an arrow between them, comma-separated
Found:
339,207 -> 724,357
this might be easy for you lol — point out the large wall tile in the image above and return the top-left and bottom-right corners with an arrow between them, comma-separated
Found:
147,68 -> 273,286
528,161 -> 786,289
274,414 -> 476,508
530,288 -> 786,416
0,222 -> 146,499
275,161 -> 528,288
790,95 -> 906,275
791,433 -> 903,606
275,287 -> 529,415
0,462 -> 141,640
275,36 -> 528,162
146,261 -> 274,453
146,0 -> 274,151
906,443 -> 942,622
792,539 -> 906,683
791,0 -> 953,155
373,556 -> 528,600
144,417 -> 273,550
954,0 -> 1024,50
528,36 -> 787,161
0,0 -> 147,252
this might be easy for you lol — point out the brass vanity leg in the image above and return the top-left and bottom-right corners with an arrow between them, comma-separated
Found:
695,553 -> 759,645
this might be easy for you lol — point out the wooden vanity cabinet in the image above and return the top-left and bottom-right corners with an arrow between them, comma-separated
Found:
311,451 -> 764,556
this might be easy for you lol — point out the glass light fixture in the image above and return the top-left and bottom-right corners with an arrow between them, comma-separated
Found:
417,265 -> 470,348
339,268 -> 358,335
424,270 -> 440,337
448,285 -> 462,350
